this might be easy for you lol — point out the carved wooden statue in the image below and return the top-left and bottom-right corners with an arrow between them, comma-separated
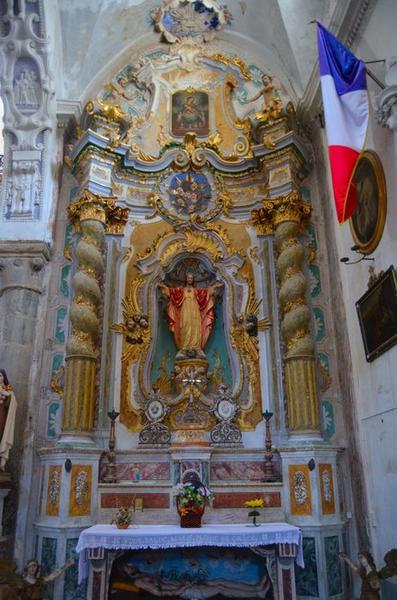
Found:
339,549 -> 397,600
159,272 -> 223,359
0,557 -> 74,599
0,369 -> 17,471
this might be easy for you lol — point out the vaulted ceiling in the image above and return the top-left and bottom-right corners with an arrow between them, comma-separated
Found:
55,0 -> 338,102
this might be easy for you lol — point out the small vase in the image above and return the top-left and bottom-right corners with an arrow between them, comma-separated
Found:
116,522 -> 130,529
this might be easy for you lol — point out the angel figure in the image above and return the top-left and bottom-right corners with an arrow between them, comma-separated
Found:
339,549 -> 397,600
244,73 -> 283,125
110,278 -> 150,363
233,292 -> 271,371
0,557 -> 74,600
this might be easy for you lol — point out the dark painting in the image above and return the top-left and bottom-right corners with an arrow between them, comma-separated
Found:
350,151 -> 386,255
172,90 -> 209,136
356,266 -> 397,361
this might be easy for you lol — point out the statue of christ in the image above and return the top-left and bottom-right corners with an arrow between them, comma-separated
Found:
159,272 -> 223,358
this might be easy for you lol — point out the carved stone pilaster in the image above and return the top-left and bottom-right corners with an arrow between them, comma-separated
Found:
251,191 -> 321,436
0,3 -> 55,225
60,190 -> 127,440
0,241 -> 50,295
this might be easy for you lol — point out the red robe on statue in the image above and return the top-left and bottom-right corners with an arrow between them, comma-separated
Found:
166,287 -> 215,351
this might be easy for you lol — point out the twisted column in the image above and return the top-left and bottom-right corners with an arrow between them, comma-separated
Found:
252,191 -> 320,436
60,190 -> 124,440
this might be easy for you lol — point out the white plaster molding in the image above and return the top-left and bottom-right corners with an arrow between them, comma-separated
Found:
56,98 -> 82,128
0,1 -> 56,226
375,85 -> 397,131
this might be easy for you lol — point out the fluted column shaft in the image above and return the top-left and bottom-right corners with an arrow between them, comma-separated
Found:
61,191 -> 117,439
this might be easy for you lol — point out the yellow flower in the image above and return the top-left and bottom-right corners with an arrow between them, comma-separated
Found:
244,498 -> 264,508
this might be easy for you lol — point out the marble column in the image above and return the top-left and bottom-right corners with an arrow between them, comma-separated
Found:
252,191 -> 321,437
60,190 -> 125,444
0,240 -> 50,434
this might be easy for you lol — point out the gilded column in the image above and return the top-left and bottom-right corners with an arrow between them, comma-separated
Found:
252,191 -> 321,436
60,190 -> 126,442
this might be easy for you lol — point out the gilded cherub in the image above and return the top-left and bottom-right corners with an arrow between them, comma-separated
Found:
110,278 -> 150,363
244,73 -> 283,125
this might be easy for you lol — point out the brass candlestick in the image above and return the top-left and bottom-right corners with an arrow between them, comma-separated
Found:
262,410 -> 275,480
104,410 -> 119,484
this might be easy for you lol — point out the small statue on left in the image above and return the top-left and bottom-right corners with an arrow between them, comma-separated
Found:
0,369 -> 17,472
0,557 -> 74,599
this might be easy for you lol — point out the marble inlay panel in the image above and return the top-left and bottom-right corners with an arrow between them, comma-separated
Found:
319,463 -> 336,514
289,464 -> 312,516
295,537 -> 319,597
64,538 -> 87,600
69,465 -> 92,516
325,535 -> 342,596
101,493 -> 170,509
213,492 -> 281,509
41,537 -> 57,598
282,568 -> 292,600
46,465 -> 61,516
99,461 -> 170,481
211,461 -> 265,480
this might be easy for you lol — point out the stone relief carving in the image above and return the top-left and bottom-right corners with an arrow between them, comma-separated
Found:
0,7 -> 54,223
14,68 -> 41,110
5,159 -> 41,218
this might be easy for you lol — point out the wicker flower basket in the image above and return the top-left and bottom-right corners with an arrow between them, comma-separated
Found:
177,500 -> 205,528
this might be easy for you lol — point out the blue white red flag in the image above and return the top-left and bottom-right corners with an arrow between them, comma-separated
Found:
317,22 -> 368,223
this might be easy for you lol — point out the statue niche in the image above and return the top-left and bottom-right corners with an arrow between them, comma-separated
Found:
155,257 -> 224,392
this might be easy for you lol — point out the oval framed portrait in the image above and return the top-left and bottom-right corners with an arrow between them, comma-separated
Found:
349,150 -> 387,255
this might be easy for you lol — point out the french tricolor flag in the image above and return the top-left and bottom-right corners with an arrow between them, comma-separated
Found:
317,23 -> 369,224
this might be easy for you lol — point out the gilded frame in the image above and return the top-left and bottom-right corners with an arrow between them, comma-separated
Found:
349,150 -> 387,255
356,266 -> 397,362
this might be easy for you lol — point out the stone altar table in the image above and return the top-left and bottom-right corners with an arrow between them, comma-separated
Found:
77,523 -> 303,599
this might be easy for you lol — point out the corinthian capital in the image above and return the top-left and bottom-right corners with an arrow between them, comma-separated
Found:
251,190 -> 311,234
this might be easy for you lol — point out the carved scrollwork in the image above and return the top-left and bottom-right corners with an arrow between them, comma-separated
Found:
139,422 -> 171,446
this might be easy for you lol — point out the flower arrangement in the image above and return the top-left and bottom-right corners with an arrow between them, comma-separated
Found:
174,477 -> 213,527
112,505 -> 133,529
244,498 -> 264,526
174,481 -> 213,515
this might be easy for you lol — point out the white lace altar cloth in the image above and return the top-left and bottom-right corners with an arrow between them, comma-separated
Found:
77,522 -> 303,582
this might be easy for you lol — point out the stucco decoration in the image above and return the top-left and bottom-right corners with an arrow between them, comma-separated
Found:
0,3 -> 55,223
151,0 -> 232,44
81,40 -> 289,162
